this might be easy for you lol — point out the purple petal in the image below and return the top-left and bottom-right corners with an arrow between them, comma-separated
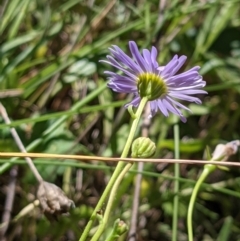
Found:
125,95 -> 141,107
129,41 -> 151,72
108,81 -> 136,91
165,96 -> 192,112
161,55 -> 187,78
155,99 -> 169,117
166,71 -> 201,86
160,55 -> 178,76
169,81 -> 206,90
109,45 -> 143,74
150,46 -> 159,69
170,55 -> 187,75
149,100 -> 159,117
101,58 -> 136,79
173,89 -> 207,95
108,81 -> 136,92
169,92 -> 202,104
104,71 -> 136,84
162,98 -> 187,122
142,49 -> 153,72
162,98 -> 180,115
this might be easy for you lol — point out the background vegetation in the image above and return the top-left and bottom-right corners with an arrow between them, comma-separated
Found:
0,0 -> 240,240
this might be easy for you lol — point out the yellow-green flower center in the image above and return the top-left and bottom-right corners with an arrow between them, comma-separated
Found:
137,73 -> 168,101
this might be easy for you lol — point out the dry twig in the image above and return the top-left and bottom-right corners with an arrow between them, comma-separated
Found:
0,102 -> 43,238
1,152 -> 240,167
0,103 -> 43,183
0,102 -> 74,227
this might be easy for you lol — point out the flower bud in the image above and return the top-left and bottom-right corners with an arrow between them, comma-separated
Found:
37,181 -> 75,220
106,219 -> 128,240
212,140 -> 240,161
131,137 -> 156,158
114,219 -> 128,236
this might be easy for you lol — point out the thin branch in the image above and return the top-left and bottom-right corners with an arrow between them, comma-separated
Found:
0,89 -> 23,99
157,0 -> 167,29
1,152 -> 240,167
0,166 -> 18,239
0,103 -> 43,183
74,0 -> 117,49
154,0 -> 167,50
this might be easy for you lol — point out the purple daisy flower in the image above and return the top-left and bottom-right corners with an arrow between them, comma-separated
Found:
100,41 -> 207,122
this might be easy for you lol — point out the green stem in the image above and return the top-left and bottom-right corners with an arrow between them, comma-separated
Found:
172,122 -> 180,241
105,233 -> 118,241
79,165 -> 125,241
92,163 -> 132,241
187,164 -> 216,241
79,97 -> 148,241
119,97 -> 148,159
